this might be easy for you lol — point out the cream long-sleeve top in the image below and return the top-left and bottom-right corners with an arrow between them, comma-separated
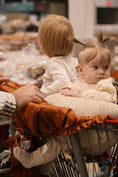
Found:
61,76 -> 117,104
0,91 -> 16,121
40,55 -> 78,97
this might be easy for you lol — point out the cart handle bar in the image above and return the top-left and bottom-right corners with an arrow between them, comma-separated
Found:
106,119 -> 118,123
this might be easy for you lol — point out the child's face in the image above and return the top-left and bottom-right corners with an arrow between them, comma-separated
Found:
80,57 -> 110,84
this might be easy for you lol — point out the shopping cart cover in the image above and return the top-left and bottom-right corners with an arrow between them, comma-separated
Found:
0,80 -> 108,177
45,93 -> 118,118
0,80 -> 109,137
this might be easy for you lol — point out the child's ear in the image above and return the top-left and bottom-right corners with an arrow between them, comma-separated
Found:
78,64 -> 83,73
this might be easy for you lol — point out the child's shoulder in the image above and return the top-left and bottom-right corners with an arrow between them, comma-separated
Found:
98,78 -> 112,84
97,78 -> 114,88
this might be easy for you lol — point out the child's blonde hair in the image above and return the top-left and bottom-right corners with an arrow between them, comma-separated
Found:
78,42 -> 111,66
38,14 -> 75,57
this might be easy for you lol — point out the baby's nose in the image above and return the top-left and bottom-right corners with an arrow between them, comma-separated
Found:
99,68 -> 104,74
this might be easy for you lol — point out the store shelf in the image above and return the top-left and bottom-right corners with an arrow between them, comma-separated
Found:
0,2 -> 33,13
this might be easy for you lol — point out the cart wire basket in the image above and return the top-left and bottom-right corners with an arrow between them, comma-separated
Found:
50,120 -> 118,177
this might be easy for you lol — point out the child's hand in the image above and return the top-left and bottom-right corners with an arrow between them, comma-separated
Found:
60,88 -> 71,96
0,73 -> 9,83
60,89 -> 82,97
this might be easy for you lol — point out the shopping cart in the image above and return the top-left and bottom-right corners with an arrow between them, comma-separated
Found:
50,120 -> 118,177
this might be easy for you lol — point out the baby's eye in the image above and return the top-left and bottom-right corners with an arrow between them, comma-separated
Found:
104,65 -> 109,70
93,65 -> 98,69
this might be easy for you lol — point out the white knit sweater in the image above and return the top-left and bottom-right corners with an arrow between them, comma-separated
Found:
41,55 -> 78,97
61,76 -> 117,104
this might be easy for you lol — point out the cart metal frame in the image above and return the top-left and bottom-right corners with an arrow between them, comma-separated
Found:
50,120 -> 118,177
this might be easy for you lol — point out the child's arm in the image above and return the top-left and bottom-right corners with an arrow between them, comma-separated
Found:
41,61 -> 77,97
60,88 -> 82,97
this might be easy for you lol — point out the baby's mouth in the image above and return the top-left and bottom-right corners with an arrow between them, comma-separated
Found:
97,76 -> 105,80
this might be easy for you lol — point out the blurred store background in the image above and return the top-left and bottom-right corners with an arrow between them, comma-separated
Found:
0,0 -> 118,37
0,1 -> 118,176
0,0 -> 118,85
